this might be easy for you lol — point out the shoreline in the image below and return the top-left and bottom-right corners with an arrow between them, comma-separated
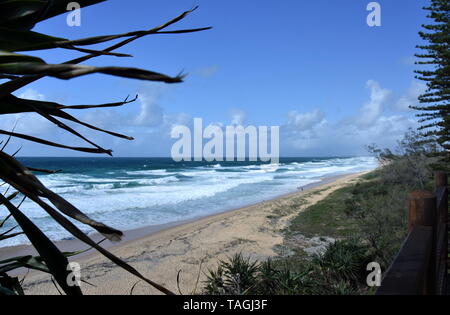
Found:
6,171 -> 370,295
0,173 -> 354,260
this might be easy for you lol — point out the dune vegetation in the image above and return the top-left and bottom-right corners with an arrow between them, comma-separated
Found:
202,130 -> 439,295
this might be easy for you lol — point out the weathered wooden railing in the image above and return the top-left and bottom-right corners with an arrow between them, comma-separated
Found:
376,172 -> 449,295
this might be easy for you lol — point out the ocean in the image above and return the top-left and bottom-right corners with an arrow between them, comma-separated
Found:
1,156 -> 378,247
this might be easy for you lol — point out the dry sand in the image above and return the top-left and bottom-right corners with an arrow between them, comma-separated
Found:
16,171 -> 367,295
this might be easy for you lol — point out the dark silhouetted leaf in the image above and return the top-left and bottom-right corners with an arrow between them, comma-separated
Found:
0,0 -> 49,30
0,62 -> 185,83
0,193 -> 82,295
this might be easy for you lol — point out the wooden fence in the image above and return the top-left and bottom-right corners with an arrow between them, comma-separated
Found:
376,172 -> 449,295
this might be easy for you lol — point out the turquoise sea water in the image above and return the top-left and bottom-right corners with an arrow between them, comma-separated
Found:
1,157 -> 378,246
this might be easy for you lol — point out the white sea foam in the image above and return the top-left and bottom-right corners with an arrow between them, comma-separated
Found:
2,156 -> 378,246
125,169 -> 169,175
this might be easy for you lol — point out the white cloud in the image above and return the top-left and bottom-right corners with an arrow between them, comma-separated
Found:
282,115 -> 417,156
195,65 -> 219,78
0,89 -> 54,136
5,80 -> 423,157
19,88 -> 45,101
166,113 -> 193,137
286,109 -> 325,132
230,109 -> 246,125
394,81 -> 427,111
356,80 -> 392,127
280,80 -> 418,156
80,85 -> 166,129
133,93 -> 164,127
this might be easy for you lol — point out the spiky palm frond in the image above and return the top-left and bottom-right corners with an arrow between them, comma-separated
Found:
0,0 -> 211,295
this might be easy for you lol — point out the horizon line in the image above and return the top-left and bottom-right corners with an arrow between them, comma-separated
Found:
15,155 -> 372,159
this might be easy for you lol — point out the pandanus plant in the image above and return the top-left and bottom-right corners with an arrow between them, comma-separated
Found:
0,0 -> 210,295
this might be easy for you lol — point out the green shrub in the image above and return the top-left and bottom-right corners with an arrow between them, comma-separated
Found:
311,239 -> 372,289
203,239 -> 374,295
204,253 -> 259,295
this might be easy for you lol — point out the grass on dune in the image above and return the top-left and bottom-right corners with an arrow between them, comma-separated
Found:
286,184 -> 360,239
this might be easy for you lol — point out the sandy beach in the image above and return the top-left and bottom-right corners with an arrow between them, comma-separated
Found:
10,171 -> 368,295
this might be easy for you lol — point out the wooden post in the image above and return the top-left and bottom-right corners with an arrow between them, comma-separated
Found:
434,172 -> 448,294
435,171 -> 448,188
435,171 -> 449,229
409,190 -> 437,230
408,190 -> 437,294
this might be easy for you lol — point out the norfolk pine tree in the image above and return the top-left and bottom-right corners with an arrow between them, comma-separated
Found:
412,0 -> 450,167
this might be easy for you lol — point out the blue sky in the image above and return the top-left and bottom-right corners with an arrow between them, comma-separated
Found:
2,0 -> 430,157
